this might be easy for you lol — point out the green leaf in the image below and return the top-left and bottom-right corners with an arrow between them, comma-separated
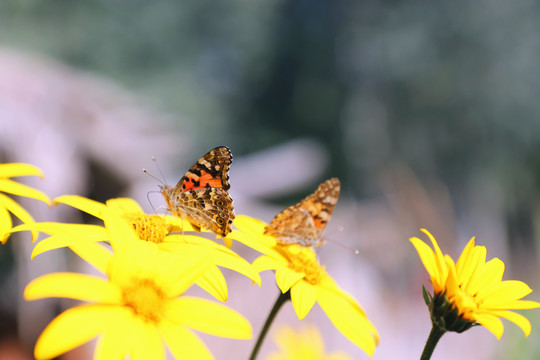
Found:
422,285 -> 432,306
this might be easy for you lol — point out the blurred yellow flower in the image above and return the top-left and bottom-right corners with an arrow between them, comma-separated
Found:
14,195 -> 260,301
266,325 -> 350,360
0,162 -> 49,243
411,228 -> 540,339
231,215 -> 379,357
24,212 -> 252,360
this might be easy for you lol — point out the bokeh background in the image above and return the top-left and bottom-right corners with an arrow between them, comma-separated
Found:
1,0 -> 540,359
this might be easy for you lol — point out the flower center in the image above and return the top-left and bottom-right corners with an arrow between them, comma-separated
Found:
280,244 -> 324,285
121,278 -> 168,323
126,214 -> 171,243
453,284 -> 480,318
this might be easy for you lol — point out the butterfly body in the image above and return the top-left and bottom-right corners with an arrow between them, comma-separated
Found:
160,146 -> 234,237
264,178 -> 340,247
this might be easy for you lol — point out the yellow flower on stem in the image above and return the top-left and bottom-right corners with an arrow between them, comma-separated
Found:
266,325 -> 351,360
230,215 -> 379,359
24,211 -> 252,360
0,163 -> 50,243
410,228 -> 540,360
13,195 -> 260,302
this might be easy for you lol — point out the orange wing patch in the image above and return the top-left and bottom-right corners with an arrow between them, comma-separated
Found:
264,178 -> 340,247
160,146 -> 234,237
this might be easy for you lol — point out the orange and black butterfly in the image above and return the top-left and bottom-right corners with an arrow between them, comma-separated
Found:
160,146 -> 234,237
264,178 -> 340,247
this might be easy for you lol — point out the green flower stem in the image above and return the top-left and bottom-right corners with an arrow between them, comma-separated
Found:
249,290 -> 291,360
420,325 -> 446,360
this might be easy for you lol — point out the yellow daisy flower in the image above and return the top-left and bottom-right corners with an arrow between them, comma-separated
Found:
410,228 -> 540,339
24,211 -> 252,360
230,215 -> 379,358
266,325 -> 351,360
0,162 -> 50,242
13,195 -> 260,302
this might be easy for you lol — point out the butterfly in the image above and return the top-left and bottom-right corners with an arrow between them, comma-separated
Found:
160,146 -> 234,237
264,178 -> 340,247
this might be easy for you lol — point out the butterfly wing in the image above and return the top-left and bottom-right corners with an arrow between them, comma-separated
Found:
168,187 -> 234,236
264,178 -> 340,246
161,146 -> 234,237
173,146 -> 232,192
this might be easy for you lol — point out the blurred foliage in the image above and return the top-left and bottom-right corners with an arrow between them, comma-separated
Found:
2,0 -> 540,242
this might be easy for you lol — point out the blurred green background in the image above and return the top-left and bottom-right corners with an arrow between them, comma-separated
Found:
1,0 -> 540,359
3,0 -> 540,201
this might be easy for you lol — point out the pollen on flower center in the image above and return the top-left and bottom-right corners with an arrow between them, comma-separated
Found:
280,244 -> 324,285
126,214 -> 171,244
121,278 -> 168,323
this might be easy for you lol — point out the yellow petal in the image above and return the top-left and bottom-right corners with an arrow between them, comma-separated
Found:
252,255 -> 282,273
0,206 -> 12,244
459,244 -> 487,290
443,256 -> 464,304
102,209 -> 140,252
269,325 -> 330,359
230,215 -> 277,250
95,334 -> 128,360
54,195 -> 106,219
195,265 -> 228,302
222,236 -> 233,248
161,234 -> 199,245
118,241 -> 211,298
69,241 -> 113,275
275,267 -> 304,293
206,245 -> 261,285
34,304 -> 120,360
163,214 -> 188,232
319,276 -> 368,318
129,318 -> 165,360
270,326 -> 299,357
465,257 -> 504,294
478,280 -> 533,303
0,193 -> 38,241
228,229 -> 276,255
473,313 -> 504,339
160,239 -> 261,285
105,197 -> 144,215
11,222 -> 108,240
410,237 -> 440,287
0,163 -> 44,178
171,217 -> 198,232
94,312 -> 133,360
420,229 -> 448,287
159,320 -> 214,360
317,288 -> 378,356
0,179 -> 50,204
24,272 -> 120,303
328,353 -> 352,360
31,235 -> 75,259
12,222 -> 110,273
485,299 -> 540,310
455,237 -> 476,276
233,214 -> 267,234
290,280 -> 317,320
166,296 -> 252,339
492,310 -> 532,337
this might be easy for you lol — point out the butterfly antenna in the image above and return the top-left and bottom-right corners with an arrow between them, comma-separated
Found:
325,226 -> 360,254
142,168 -> 165,185
142,156 -> 169,185
152,156 -> 169,184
